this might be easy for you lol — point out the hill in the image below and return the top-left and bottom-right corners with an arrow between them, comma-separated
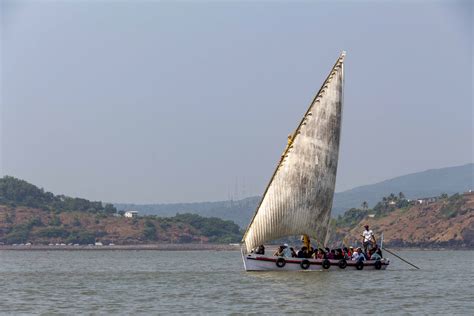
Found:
116,197 -> 259,228
0,175 -> 117,214
116,163 -> 474,225
0,176 -> 242,245
0,205 -> 242,245
330,192 -> 474,248
331,163 -> 473,216
1,175 -> 471,248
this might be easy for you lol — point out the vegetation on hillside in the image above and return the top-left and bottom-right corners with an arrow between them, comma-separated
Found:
0,206 -> 243,245
0,176 -> 244,245
334,192 -> 440,229
331,163 -> 473,216
0,176 -> 117,214
331,191 -> 473,248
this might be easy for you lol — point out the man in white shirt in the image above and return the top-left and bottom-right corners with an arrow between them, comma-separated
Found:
352,247 -> 366,261
351,250 -> 360,261
362,225 -> 376,254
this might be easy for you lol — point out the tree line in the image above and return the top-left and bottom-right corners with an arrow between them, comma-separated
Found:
0,176 -> 116,214
335,191 -> 462,229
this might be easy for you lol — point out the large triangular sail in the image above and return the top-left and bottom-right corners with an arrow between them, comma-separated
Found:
242,52 -> 345,252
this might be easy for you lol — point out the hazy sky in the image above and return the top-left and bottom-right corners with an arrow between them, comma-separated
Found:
1,0 -> 472,203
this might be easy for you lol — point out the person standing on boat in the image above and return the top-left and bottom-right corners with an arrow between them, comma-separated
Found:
362,225 -> 376,253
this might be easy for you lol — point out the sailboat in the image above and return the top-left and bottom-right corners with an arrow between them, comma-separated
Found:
241,52 -> 389,271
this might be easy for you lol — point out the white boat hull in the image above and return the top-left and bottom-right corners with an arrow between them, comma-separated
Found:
242,253 -> 389,271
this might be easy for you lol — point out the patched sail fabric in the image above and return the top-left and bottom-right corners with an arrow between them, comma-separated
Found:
243,52 -> 345,252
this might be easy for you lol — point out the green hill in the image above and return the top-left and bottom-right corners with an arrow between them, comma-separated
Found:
0,176 -> 242,245
0,176 -> 117,214
330,192 -> 474,248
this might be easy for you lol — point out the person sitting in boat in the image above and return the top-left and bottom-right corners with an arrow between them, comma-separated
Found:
342,247 -> 350,259
297,246 -> 308,258
312,248 -> 325,259
273,244 -> 292,257
327,249 -> 335,260
362,225 -> 376,253
370,250 -> 382,261
352,247 -> 366,262
369,244 -> 383,259
346,246 -> 353,258
334,248 -> 345,260
351,247 -> 361,261
255,245 -> 265,255
323,247 -> 331,259
273,245 -> 284,256
282,244 -> 292,257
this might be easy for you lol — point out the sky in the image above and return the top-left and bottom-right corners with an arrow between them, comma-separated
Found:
1,0 -> 472,203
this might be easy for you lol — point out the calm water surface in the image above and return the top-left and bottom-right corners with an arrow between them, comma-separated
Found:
0,250 -> 472,315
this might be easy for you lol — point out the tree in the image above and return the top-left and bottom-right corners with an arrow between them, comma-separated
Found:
398,192 -> 405,200
104,203 -> 117,214
389,193 -> 396,201
143,220 -> 157,240
50,215 -> 61,226
361,201 -> 368,210
72,217 -> 81,227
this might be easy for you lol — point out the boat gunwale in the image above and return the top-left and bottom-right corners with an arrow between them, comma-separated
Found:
246,255 -> 389,267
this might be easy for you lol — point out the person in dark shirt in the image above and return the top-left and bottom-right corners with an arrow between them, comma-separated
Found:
343,247 -> 350,259
255,245 -> 265,255
327,249 -> 335,260
370,244 -> 383,258
297,246 -> 308,258
334,248 -> 344,260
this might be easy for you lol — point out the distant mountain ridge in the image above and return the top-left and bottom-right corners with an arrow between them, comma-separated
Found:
116,197 -> 258,228
331,163 -> 473,215
116,163 -> 474,227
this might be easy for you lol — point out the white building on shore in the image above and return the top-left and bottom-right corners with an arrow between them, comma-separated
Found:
124,211 -> 138,218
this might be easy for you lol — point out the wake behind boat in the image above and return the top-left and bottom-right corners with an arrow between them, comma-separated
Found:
241,52 -> 390,271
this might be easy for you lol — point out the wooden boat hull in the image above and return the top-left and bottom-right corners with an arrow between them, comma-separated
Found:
242,253 -> 389,271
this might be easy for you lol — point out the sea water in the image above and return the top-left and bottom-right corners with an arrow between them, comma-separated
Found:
0,250 -> 472,314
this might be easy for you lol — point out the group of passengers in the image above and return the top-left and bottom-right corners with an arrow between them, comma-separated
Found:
252,225 -> 383,261
270,243 -> 383,261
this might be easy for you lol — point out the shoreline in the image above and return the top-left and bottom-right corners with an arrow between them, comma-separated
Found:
0,244 -> 472,251
0,244 -> 241,251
